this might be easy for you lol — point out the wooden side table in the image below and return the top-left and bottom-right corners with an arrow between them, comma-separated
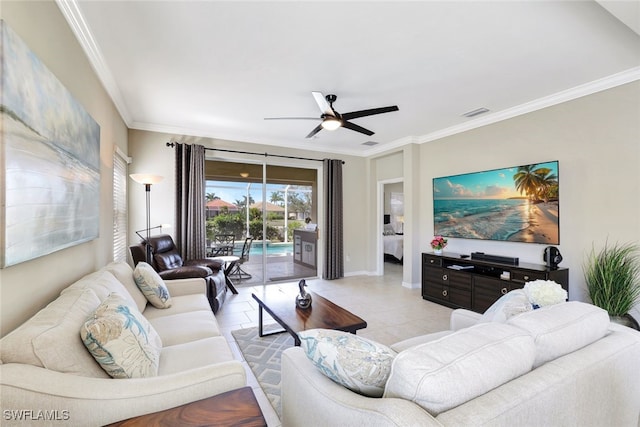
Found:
107,386 -> 266,426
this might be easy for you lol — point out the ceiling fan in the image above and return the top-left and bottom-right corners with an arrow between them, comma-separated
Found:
265,92 -> 399,138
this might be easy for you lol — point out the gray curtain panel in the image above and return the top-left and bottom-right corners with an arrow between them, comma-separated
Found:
175,143 -> 206,260
323,159 -> 344,279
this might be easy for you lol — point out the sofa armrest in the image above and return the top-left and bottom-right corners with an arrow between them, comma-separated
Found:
281,347 -> 442,427
450,308 -> 482,330
0,360 -> 246,426
164,277 -> 206,296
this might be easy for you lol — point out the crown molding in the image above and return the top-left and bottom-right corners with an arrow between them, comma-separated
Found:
55,0 -> 132,125
414,67 -> 640,145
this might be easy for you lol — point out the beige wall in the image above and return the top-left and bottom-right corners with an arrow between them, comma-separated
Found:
0,1 -> 128,336
417,81 -> 640,302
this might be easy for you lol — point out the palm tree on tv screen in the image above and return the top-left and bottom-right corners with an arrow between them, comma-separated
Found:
513,164 -> 558,202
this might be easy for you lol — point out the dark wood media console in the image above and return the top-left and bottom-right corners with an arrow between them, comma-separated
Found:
422,251 -> 569,313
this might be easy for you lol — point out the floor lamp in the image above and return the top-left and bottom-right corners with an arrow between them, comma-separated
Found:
130,174 -> 164,264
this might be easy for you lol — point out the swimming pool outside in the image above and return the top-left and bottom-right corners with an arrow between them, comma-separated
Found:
248,241 -> 293,256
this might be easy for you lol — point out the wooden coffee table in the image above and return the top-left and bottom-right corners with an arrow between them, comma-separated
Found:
252,285 -> 367,346
106,386 -> 266,426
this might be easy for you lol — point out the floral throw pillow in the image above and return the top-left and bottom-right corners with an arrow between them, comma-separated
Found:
80,292 -> 162,378
133,262 -> 172,308
298,329 -> 397,397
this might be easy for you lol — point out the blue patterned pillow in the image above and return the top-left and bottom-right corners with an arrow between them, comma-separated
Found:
133,262 -> 172,308
298,329 -> 397,397
81,293 -> 162,378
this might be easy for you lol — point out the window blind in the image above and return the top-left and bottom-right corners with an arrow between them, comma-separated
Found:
113,151 -> 128,263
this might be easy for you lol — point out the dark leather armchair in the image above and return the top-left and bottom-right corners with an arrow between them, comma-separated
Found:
129,234 -> 227,313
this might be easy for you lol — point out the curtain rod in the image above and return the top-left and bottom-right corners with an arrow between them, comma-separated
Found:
166,142 -> 345,164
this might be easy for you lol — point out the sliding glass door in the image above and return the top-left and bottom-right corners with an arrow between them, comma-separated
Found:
204,160 -> 318,286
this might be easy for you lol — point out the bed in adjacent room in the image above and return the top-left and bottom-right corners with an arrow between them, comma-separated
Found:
383,223 -> 403,262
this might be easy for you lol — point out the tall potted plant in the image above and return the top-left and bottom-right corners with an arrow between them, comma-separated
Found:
584,241 -> 640,329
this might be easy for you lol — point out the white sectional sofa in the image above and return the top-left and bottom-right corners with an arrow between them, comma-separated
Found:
0,261 -> 246,426
282,301 -> 640,427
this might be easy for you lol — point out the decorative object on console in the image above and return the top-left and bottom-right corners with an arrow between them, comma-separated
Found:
431,236 -> 448,255
433,161 -> 559,245
471,252 -> 519,265
523,280 -> 567,309
544,246 -> 563,268
584,241 -> 640,330
295,279 -> 312,309
130,173 -> 164,264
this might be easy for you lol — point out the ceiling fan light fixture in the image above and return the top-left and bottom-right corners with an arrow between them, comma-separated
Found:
321,117 -> 342,131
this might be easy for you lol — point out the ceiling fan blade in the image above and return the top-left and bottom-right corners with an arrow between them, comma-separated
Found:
306,123 -> 324,139
342,120 -> 374,136
312,91 -> 334,116
341,105 -> 399,121
264,117 -> 320,121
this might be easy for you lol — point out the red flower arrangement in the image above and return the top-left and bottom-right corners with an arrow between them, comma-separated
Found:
430,236 -> 448,250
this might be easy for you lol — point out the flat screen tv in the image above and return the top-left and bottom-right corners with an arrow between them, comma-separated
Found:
433,161 -> 559,244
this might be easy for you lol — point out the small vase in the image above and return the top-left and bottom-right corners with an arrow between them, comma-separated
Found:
433,249 -> 443,255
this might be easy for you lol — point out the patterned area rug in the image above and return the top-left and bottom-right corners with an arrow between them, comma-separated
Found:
231,326 -> 294,419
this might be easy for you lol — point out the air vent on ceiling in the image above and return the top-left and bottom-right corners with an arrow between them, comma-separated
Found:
462,107 -> 490,118
362,141 -> 379,146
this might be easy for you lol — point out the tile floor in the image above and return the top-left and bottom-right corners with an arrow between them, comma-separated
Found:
216,262 -> 454,427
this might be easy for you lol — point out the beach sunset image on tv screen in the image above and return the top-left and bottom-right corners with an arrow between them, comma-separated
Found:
433,161 -> 559,244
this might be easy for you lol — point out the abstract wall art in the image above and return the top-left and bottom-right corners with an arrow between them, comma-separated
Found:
1,20 -> 100,268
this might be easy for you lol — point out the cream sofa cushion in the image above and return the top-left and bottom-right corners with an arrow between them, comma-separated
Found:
507,301 -> 610,368
384,322 -> 535,415
159,336 -> 235,375
390,330 -> 454,353
143,294 -> 212,320
103,262 -> 148,312
148,310 -> 220,346
0,288 -> 108,378
81,293 -> 162,378
62,269 -> 138,308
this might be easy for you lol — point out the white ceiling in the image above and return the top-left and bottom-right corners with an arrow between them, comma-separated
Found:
58,0 -> 640,156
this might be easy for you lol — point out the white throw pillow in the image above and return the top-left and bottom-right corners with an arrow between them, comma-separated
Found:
479,289 -> 532,323
81,292 -> 162,378
384,323 -> 536,415
133,262 -> 172,308
298,329 -> 397,397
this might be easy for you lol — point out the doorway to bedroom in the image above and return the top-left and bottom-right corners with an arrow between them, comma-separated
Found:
381,180 -> 404,276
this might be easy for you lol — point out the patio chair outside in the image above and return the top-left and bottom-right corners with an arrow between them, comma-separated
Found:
209,234 -> 235,257
227,236 -> 254,280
